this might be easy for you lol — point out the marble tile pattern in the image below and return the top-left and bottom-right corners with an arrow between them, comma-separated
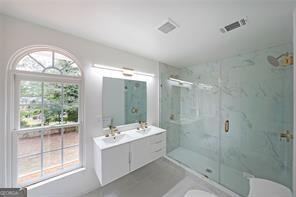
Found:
124,80 -> 147,124
83,158 -> 231,197
159,43 -> 293,196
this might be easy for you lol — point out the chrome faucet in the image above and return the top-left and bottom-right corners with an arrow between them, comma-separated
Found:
109,125 -> 118,136
137,121 -> 148,130
105,118 -> 119,137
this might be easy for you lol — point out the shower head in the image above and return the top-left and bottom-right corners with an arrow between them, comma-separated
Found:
267,53 -> 289,67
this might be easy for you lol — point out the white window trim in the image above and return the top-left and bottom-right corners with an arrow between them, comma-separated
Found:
5,45 -> 85,188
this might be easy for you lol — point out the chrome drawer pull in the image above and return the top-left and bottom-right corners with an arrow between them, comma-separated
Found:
155,140 -> 162,144
154,148 -> 162,153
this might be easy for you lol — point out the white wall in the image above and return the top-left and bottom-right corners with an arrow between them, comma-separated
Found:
0,14 -> 6,188
0,14 -> 160,196
293,9 -> 296,197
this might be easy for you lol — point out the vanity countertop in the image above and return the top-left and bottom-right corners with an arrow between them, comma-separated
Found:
93,126 -> 166,150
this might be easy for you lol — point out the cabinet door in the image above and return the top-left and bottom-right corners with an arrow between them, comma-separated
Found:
101,143 -> 130,186
130,137 -> 151,171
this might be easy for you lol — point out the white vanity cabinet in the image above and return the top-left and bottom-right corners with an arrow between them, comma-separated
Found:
94,142 -> 130,186
131,132 -> 166,171
93,126 -> 166,186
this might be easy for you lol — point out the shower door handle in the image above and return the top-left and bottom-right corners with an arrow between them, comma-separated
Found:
224,120 -> 229,133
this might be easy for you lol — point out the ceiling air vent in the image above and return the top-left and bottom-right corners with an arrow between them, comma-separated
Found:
158,18 -> 179,34
220,17 -> 248,33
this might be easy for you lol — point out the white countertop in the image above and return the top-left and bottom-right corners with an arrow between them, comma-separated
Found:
93,126 -> 166,150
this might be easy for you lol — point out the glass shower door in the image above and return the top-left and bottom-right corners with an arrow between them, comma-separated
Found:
220,44 -> 293,196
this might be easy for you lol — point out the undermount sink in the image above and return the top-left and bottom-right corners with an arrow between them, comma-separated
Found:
102,133 -> 130,144
136,127 -> 152,135
94,125 -> 166,150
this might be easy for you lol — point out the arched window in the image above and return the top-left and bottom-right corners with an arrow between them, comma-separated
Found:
16,51 -> 81,76
12,49 -> 82,186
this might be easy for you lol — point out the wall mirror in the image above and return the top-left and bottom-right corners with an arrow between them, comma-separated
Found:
102,77 -> 147,127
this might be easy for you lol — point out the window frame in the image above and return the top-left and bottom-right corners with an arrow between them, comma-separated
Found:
10,49 -> 83,187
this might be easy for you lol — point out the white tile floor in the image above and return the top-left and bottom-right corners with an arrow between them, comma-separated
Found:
82,158 -> 232,197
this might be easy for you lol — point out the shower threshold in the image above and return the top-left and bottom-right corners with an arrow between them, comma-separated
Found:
167,147 -> 248,196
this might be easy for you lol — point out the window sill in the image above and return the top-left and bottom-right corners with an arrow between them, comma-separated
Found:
26,167 -> 86,190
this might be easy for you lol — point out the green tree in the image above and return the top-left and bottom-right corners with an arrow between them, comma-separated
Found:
21,82 -> 79,127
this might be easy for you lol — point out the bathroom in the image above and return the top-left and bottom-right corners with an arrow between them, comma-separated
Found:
0,1 -> 295,197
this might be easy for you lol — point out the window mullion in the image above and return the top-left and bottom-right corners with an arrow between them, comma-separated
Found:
61,128 -> 64,170
41,129 -> 44,177
41,82 -> 45,176
52,51 -> 55,67
28,54 -> 46,69
61,84 -> 64,124
61,84 -> 65,169
41,82 -> 45,127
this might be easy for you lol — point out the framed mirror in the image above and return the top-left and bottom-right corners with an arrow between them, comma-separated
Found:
102,77 -> 147,127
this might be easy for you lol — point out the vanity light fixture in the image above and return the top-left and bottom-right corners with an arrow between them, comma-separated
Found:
168,77 -> 193,85
93,64 -> 122,72
197,83 -> 213,90
122,67 -> 134,76
93,64 -> 155,77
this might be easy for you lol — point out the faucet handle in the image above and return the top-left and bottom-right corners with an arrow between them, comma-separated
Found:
114,127 -> 120,134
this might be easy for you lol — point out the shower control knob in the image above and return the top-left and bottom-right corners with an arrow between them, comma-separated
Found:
280,130 -> 293,142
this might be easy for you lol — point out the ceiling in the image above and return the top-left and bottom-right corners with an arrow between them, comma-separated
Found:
0,0 -> 295,67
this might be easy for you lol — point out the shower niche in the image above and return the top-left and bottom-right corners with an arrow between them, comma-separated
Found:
159,43 -> 293,196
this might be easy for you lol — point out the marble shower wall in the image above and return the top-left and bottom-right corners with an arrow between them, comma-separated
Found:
159,43 -> 293,196
219,43 -> 293,196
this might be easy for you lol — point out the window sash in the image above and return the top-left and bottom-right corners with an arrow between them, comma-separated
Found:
13,72 -> 82,187
15,75 -> 81,130
14,122 -> 80,133
16,50 -> 81,77
14,123 -> 81,186
17,144 -> 79,159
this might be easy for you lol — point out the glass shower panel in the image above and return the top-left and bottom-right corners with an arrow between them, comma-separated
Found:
160,64 -> 182,154
160,63 -> 220,181
220,44 -> 293,196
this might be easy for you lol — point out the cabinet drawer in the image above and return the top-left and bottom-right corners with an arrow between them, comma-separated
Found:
150,147 -> 165,160
149,132 -> 165,144
151,141 -> 165,152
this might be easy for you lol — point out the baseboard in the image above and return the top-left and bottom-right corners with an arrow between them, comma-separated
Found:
163,156 -> 241,197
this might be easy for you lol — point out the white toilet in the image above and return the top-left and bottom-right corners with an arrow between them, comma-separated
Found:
184,178 -> 292,197
184,190 -> 217,197
248,178 -> 292,197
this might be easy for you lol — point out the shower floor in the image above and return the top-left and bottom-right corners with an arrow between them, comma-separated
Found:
168,147 -> 219,180
167,147 -> 248,196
